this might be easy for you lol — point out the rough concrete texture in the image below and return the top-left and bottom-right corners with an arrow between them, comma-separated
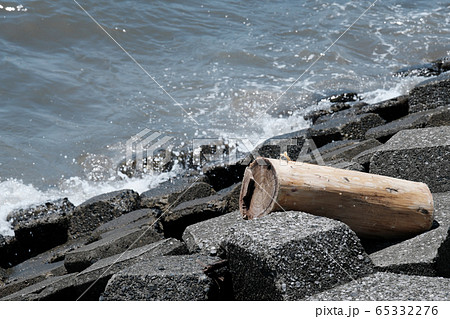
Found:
309,113 -> 385,147
69,189 -> 140,239
0,256 -> 66,298
307,272 -> 450,301
1,273 -> 78,301
140,179 -> 215,210
182,210 -> 245,256
224,211 -> 374,300
326,160 -> 365,172
65,216 -> 164,272
409,72 -> 450,113
5,198 -> 74,264
366,105 -> 450,142
2,238 -> 187,301
102,254 -> 220,301
319,139 -> 381,163
370,126 -> 450,192
162,193 -> 229,238
357,95 -> 409,122
92,208 -> 159,236
71,238 -> 187,299
369,192 -> 450,277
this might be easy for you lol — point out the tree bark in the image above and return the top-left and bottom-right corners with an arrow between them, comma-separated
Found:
239,157 -> 434,239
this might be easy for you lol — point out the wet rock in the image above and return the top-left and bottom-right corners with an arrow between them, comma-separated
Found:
370,126 -> 450,192
102,254 -> 222,301
68,189 -> 140,239
394,57 -> 450,78
309,113 -> 385,147
0,235 -> 23,268
369,192 -> 450,277
203,162 -> 247,191
223,211 -> 374,300
139,179 -> 214,210
4,198 -> 74,265
182,210 -> 245,256
304,103 -> 353,124
409,72 -> 450,113
366,105 -> 450,142
313,107 -> 359,125
307,272 -> 450,301
357,95 -> 409,122
65,214 -> 164,273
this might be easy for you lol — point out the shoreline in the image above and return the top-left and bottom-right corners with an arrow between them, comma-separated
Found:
1,58 -> 449,300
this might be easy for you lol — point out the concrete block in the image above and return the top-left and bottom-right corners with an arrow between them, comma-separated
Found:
102,255 -> 221,300
307,272 -> 450,301
223,211 -> 374,300
370,126 -> 450,192
409,72 -> 450,113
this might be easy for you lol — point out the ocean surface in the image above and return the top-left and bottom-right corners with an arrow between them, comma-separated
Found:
0,0 -> 449,234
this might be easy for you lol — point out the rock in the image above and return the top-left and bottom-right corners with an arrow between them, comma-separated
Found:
4,198 -> 74,264
309,113 -> 385,147
409,72 -> 450,113
325,160 -> 365,172
318,139 -> 382,163
71,238 -> 187,300
139,179 -> 214,211
313,107 -> 358,125
162,193 -> 229,239
203,162 -> 247,191
223,211 -> 374,300
102,255 -> 222,301
304,103 -> 353,124
0,235 -> 24,268
369,192 -> 450,277
1,238 -> 187,300
357,95 -> 409,122
182,210 -> 244,256
68,189 -> 140,239
394,57 -> 450,78
65,214 -> 164,272
0,260 -> 66,298
366,105 -> 450,142
307,272 -> 450,301
369,126 -> 450,192
0,273 -> 78,301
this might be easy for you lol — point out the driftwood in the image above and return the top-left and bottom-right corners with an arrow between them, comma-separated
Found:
239,157 -> 434,239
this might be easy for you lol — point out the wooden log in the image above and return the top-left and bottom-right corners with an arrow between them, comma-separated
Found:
239,157 -> 434,239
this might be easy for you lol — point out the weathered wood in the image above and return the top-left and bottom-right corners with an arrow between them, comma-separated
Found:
239,157 -> 434,239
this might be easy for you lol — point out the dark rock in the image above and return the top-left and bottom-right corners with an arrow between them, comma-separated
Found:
369,192 -> 450,277
4,198 -> 74,265
369,126 -> 450,192
313,107 -> 358,125
357,95 -> 409,122
304,103 -> 354,124
162,193 -> 229,239
394,57 -> 450,78
223,211 -> 374,300
0,235 -> 23,268
394,63 -> 441,78
65,215 -> 164,273
322,92 -> 359,103
182,210 -> 245,256
140,179 -> 215,210
1,238 -> 187,300
309,113 -> 385,147
325,160 -> 365,172
102,255 -> 222,301
366,105 -> 450,142
0,273 -> 78,301
307,272 -> 450,301
68,189 -> 140,239
318,139 -> 382,163
203,162 -> 247,191
72,238 -> 187,300
409,72 -> 450,113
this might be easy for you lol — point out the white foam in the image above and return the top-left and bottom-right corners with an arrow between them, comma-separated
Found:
360,76 -> 423,104
0,168 -> 180,236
